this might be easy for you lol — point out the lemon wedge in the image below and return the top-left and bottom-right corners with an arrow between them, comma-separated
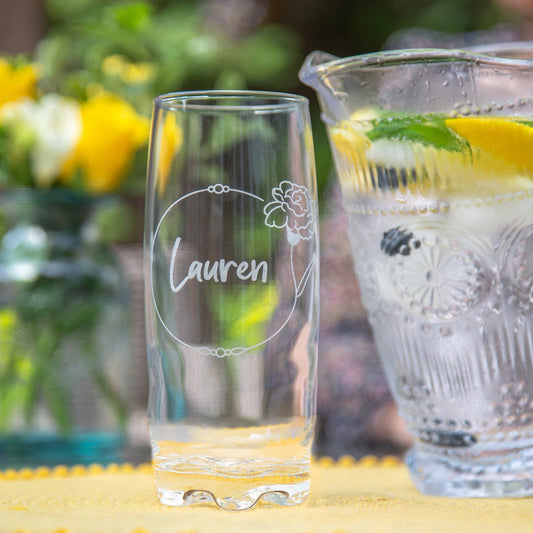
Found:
329,125 -> 369,159
445,117 -> 533,174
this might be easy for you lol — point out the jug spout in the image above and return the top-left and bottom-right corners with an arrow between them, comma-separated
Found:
299,50 -> 347,124
299,50 -> 339,76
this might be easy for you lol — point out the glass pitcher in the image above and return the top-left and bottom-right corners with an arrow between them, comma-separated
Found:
301,49 -> 533,497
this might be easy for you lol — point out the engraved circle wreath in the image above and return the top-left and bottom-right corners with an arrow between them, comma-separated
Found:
151,180 -> 316,357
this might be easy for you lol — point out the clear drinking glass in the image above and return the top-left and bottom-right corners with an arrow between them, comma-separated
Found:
301,49 -> 533,497
144,91 -> 319,510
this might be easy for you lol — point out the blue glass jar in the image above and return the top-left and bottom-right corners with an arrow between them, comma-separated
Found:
0,189 -> 132,467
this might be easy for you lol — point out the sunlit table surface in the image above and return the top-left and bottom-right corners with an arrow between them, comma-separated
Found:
1,456 -> 532,533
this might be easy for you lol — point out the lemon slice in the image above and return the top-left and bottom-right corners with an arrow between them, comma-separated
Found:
329,125 -> 369,159
445,117 -> 533,174
329,108 -> 382,161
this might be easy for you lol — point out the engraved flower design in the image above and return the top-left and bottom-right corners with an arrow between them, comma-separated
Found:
264,180 -> 315,245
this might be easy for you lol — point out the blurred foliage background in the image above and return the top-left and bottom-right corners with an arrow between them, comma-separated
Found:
0,0 -> 522,203
0,0 -> 530,459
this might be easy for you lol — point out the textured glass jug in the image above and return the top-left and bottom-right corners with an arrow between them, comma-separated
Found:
301,49 -> 533,497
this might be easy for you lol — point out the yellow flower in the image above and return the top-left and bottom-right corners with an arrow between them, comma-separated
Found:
62,93 -> 149,193
102,54 -> 156,84
157,114 -> 183,194
0,59 -> 38,109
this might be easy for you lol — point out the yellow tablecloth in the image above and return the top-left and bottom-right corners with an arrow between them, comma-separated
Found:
1,457 -> 532,533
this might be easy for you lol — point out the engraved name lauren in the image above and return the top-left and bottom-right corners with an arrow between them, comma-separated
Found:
169,237 -> 268,293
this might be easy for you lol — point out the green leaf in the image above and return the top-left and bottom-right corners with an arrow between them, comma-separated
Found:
0,383 -> 24,430
201,116 -> 276,159
516,119 -> 533,128
92,369 -> 127,429
212,283 -> 278,348
366,113 -> 467,152
109,1 -> 152,32
42,375 -> 73,434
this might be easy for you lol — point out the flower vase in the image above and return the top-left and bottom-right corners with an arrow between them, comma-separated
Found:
0,189 -> 132,467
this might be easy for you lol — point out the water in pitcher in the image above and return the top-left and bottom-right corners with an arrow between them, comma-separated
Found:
330,111 -> 533,495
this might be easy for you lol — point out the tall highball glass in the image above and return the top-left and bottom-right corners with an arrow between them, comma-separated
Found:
144,91 -> 319,510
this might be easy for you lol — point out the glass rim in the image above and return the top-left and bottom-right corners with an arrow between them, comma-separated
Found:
465,40 -> 533,58
153,90 -> 309,112
300,47 -> 533,83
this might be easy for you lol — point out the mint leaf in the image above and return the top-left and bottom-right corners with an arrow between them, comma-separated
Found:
366,114 -> 467,152
515,119 -> 533,128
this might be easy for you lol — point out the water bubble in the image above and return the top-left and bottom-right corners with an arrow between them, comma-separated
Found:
489,302 -> 501,314
508,431 -> 519,441
519,413 -> 532,424
518,396 -> 529,408
506,414 -> 518,425
440,201 -> 450,213
421,323 -> 431,334
439,326 -> 452,337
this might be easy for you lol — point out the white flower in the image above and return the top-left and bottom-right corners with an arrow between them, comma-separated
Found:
1,94 -> 82,187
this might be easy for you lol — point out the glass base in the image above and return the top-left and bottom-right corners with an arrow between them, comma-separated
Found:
156,479 -> 309,510
0,432 -> 126,468
406,443 -> 533,497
